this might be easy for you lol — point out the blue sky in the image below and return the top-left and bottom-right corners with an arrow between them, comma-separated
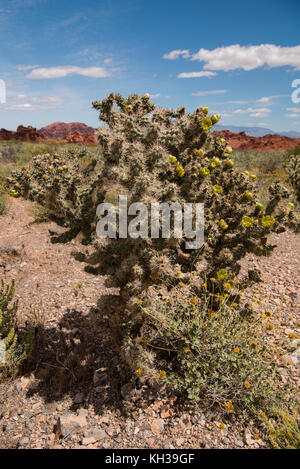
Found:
0,0 -> 300,131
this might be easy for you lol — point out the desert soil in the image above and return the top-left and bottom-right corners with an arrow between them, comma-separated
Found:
0,197 -> 299,449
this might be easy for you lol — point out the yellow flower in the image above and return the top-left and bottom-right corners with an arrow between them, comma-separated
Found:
210,277 -> 216,282
289,332 -> 296,341
220,423 -> 226,430
179,281 -> 186,288
192,149 -> 204,157
219,219 -> 228,231
136,368 -> 143,376
267,322 -> 274,331
256,203 -> 265,214
265,310 -> 272,317
225,145 -> 233,155
189,297 -> 199,305
231,302 -> 238,308
224,401 -> 234,413
168,155 -> 177,164
211,114 -> 220,124
243,190 -> 254,201
211,157 -> 221,167
75,283 -> 83,289
217,269 -> 228,280
141,337 -> 147,343
261,215 -> 275,228
212,185 -> 223,194
251,342 -> 258,350
224,282 -> 233,290
225,159 -> 234,168
203,283 -> 207,289
233,347 -> 240,353
241,216 -> 254,228
136,299 -> 142,306
244,380 -> 251,388
159,370 -> 166,380
201,117 -> 212,131
175,163 -> 185,177
184,346 -> 190,353
200,167 -> 210,177
200,106 -> 209,115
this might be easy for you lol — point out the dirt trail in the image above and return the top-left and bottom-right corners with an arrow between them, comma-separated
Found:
0,197 -> 299,449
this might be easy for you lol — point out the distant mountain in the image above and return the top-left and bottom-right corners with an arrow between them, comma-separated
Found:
215,125 -> 300,139
39,122 -> 96,140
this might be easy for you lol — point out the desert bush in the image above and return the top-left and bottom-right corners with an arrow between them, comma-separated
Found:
260,408 -> 300,449
123,281 -> 286,417
0,280 -> 34,375
285,154 -> 300,203
7,94 -> 299,315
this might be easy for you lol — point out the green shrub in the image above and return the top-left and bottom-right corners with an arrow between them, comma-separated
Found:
0,280 -> 34,375
124,282 -> 286,417
286,154 -> 300,204
260,408 -> 300,449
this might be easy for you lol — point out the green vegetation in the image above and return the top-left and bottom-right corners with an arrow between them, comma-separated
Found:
260,408 -> 300,449
1,100 -> 299,422
125,284 -> 286,418
0,281 -> 34,375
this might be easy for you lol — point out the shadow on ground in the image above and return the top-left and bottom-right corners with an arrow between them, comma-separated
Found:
21,296 -> 131,416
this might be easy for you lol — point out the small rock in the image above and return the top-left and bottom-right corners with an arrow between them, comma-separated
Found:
235,439 -> 244,448
56,411 -> 87,438
150,418 -> 164,435
74,392 -> 84,404
93,368 -> 108,386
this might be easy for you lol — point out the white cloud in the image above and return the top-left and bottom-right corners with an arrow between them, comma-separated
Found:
177,71 -> 217,78
284,113 -> 299,118
163,49 -> 190,60
150,93 -> 161,98
256,95 -> 288,103
104,58 -> 112,63
232,107 -> 271,115
286,107 -> 300,113
192,89 -> 227,96
2,93 -> 64,111
16,64 -> 39,71
214,100 -> 249,105
164,44 -> 300,71
26,66 -> 112,79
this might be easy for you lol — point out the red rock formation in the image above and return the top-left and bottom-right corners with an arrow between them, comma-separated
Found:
0,125 -> 47,142
216,130 -> 300,151
65,130 -> 97,145
39,122 -> 96,140
1,122 -> 299,150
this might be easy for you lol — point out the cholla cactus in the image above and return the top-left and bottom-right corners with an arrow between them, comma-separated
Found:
7,147 -> 103,238
286,154 -> 300,203
0,280 -> 34,373
7,94 -> 299,315
85,94 -> 299,312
